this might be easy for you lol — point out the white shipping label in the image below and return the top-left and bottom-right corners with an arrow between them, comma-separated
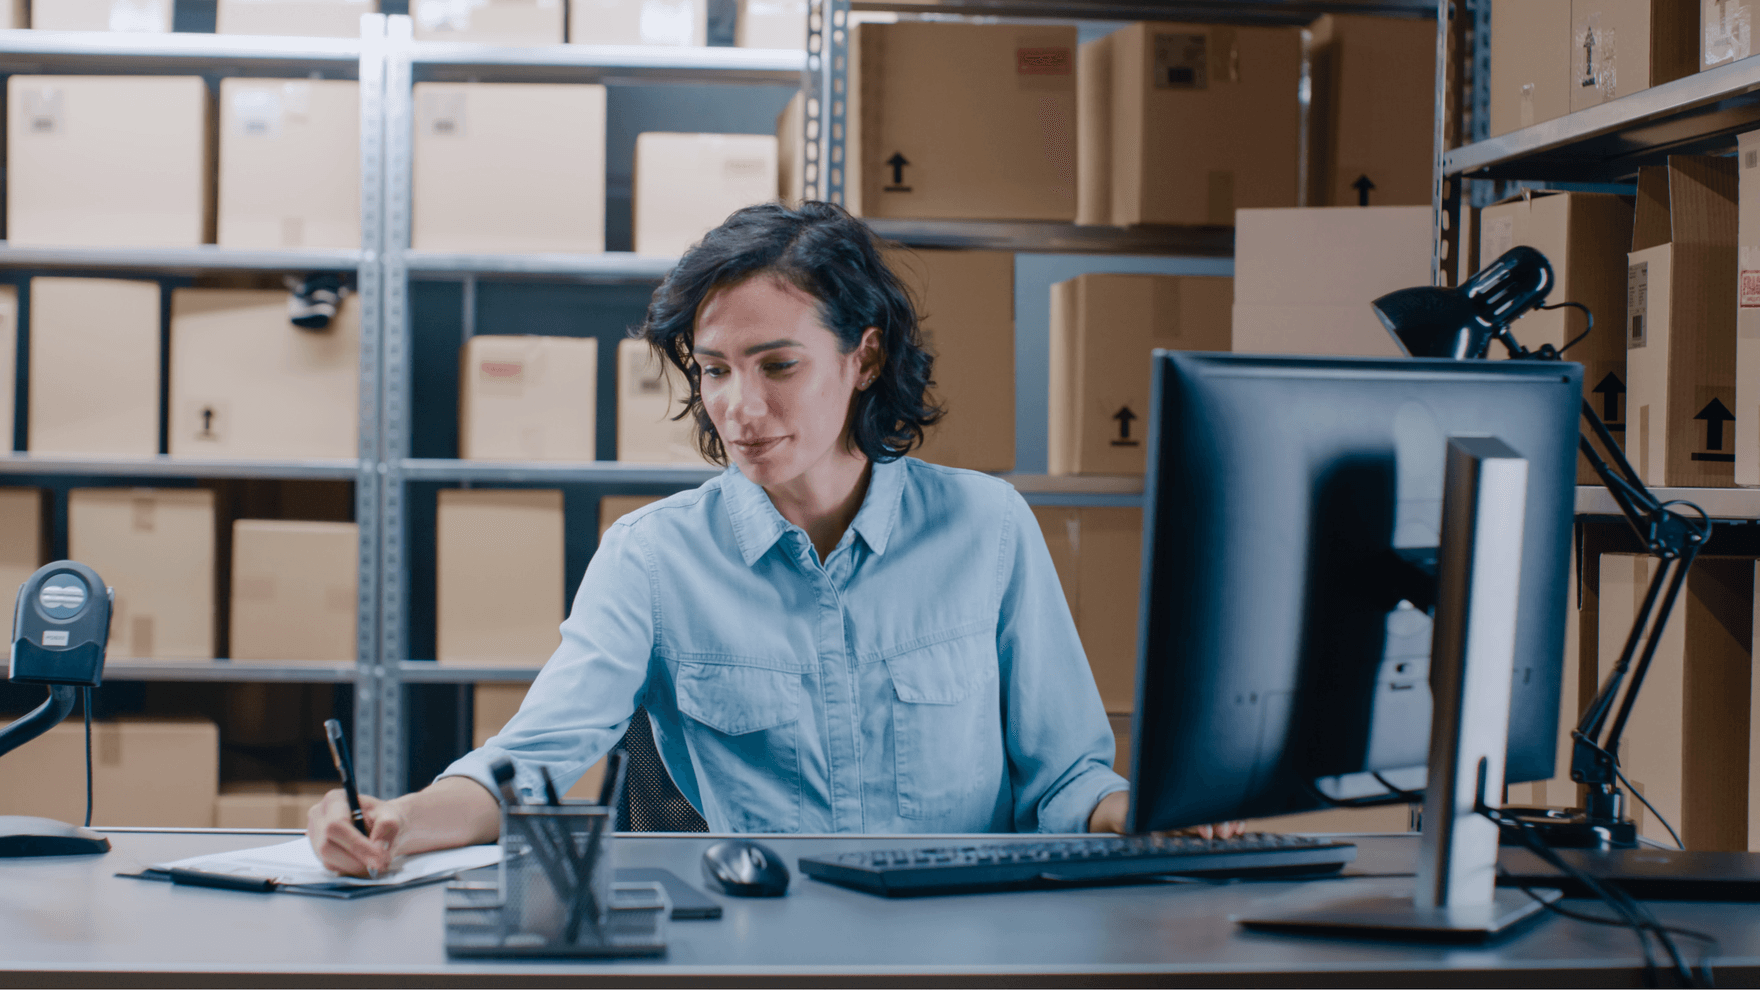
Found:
231,87 -> 283,139
640,0 -> 697,46
108,0 -> 166,31
418,89 -> 468,138
23,88 -> 62,136
417,0 -> 486,32
1153,33 -> 1208,90
1627,262 -> 1649,349
1706,1 -> 1753,67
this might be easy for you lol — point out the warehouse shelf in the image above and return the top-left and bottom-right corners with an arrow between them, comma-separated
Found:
0,28 -> 363,73
102,658 -> 363,682
0,244 -> 366,274
405,41 -> 804,84
397,661 -> 540,683
399,458 -> 719,485
401,250 -> 676,282
866,220 -> 1234,256
847,0 -> 1432,21
0,454 -> 363,480
1443,54 -> 1760,183
1575,485 -> 1760,520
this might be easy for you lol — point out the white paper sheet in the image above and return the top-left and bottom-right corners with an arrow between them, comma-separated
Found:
155,837 -> 502,888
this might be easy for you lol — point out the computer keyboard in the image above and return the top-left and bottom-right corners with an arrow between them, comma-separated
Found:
797,832 -> 1357,897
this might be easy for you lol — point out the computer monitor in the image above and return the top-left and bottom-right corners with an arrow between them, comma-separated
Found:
1127,353 -> 1581,834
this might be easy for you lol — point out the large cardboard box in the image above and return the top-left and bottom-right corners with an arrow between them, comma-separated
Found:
1738,130 -> 1760,485
1480,191 -> 1635,483
70,488 -> 216,659
473,684 -> 605,797
1231,207 -> 1431,357
31,0 -> 171,30
1034,506 -> 1140,714
600,494 -> 662,539
1570,0 -> 1698,112
0,488 -> 43,606
881,248 -> 1014,472
7,76 -> 209,247
1048,274 -> 1230,476
569,0 -> 705,45
737,0 -> 802,47
411,83 -> 607,253
616,339 -> 704,464
1075,33 -> 1114,226
231,520 -> 358,661
0,286 -> 17,449
218,79 -> 360,250
413,0 -> 562,43
0,719 -> 218,827
28,278 -> 161,458
1305,14 -> 1435,208
1704,0 -> 1759,69
216,0 -> 372,35
1626,156 -> 1739,487
633,133 -> 778,256
1489,0 -> 1572,136
848,22 -> 1076,221
1601,554 -> 1751,850
169,289 -> 361,460
458,335 -> 597,462
1104,22 -> 1301,227
437,489 -> 564,665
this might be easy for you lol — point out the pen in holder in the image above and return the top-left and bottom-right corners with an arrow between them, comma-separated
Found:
499,802 -> 617,945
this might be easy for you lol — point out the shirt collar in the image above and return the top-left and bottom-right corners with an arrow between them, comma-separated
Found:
720,457 -> 908,568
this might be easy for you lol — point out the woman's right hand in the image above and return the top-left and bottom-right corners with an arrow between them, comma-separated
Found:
307,789 -> 405,877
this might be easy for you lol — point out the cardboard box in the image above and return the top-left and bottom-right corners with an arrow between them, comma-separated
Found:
414,0 -> 562,43
616,339 -> 705,464
231,520 -> 358,661
437,489 -> 564,665
776,91 -> 804,205
1231,206 -> 1431,357
1480,191 -> 1635,483
473,683 -> 604,797
1305,14 -> 1435,208
0,286 -> 17,450
1738,130 -> 1760,485
737,0 -> 802,47
1075,32 -> 1113,227
214,781 -> 334,829
7,76 -> 210,247
411,83 -> 606,253
216,0 -> 372,35
0,488 -> 44,607
28,278 -> 161,458
1489,0 -> 1572,136
70,488 -> 216,659
30,0 -> 171,30
1048,274 -> 1230,476
1625,156 -> 1739,487
458,334 -> 597,462
0,719 -> 218,827
1601,554 -> 1751,850
600,494 -> 663,539
1105,22 -> 1301,226
169,289 -> 361,460
1705,0 -> 1758,69
633,132 -> 778,256
569,0 -> 705,45
848,22 -> 1077,221
1033,506 -> 1140,713
881,248 -> 1014,472
218,79 -> 360,250
1570,0 -> 1698,112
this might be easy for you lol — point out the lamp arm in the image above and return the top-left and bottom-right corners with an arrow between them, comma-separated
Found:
0,685 -> 76,761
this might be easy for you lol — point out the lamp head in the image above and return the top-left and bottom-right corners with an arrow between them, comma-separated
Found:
1373,245 -> 1555,360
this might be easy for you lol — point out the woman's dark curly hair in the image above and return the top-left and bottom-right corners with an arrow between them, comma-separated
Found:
637,201 -> 943,466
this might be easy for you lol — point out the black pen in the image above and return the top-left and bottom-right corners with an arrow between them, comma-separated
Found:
323,718 -> 371,839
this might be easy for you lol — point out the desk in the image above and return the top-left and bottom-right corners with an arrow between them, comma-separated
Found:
5,830 -> 1759,987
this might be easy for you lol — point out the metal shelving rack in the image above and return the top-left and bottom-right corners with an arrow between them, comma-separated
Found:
0,21 -> 388,787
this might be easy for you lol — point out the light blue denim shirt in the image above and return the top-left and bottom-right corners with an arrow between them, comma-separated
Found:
441,455 -> 1128,833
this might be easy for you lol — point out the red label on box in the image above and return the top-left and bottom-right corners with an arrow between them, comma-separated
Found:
481,361 -> 524,379
1742,271 -> 1760,308
1017,47 -> 1072,75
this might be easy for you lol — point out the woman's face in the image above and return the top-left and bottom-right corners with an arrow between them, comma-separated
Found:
693,276 -> 879,490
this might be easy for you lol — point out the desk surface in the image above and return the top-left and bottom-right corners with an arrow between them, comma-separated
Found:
5,830 -> 1759,987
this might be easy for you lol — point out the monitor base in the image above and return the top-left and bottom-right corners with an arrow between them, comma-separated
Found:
1237,887 -> 1558,942
1497,807 -> 1638,849
0,816 -> 111,857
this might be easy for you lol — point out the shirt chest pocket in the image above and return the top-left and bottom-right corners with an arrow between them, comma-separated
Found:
674,663 -> 804,833
884,630 -> 1003,822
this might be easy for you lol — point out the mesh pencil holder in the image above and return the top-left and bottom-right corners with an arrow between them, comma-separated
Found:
498,803 -> 617,947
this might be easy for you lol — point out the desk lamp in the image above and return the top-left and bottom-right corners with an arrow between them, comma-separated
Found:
1374,246 -> 1709,849
0,561 -> 114,857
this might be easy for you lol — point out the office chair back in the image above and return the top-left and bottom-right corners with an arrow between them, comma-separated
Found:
616,705 -> 708,832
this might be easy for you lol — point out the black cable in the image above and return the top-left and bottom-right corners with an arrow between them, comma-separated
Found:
1538,300 -> 1595,353
1611,763 -> 1685,852
82,686 -> 93,829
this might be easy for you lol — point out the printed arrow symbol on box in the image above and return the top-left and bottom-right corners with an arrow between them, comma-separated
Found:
1352,174 -> 1376,207
886,153 -> 910,186
1113,406 -> 1137,441
1696,397 -> 1735,451
1592,372 -> 1626,422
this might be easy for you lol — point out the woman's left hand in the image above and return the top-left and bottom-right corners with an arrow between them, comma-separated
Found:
1086,790 -> 1245,839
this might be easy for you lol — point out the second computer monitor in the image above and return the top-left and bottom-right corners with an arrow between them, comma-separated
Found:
1128,353 -> 1580,834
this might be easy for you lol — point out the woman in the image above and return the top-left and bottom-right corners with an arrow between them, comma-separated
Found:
310,202 -> 1147,876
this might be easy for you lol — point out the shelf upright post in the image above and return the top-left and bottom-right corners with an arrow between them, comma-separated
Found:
1432,0 -> 1465,287
804,0 -> 850,204
355,11 -> 390,797
379,12 -> 417,797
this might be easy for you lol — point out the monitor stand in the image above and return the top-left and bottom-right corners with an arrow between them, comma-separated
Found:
1239,437 -> 1559,941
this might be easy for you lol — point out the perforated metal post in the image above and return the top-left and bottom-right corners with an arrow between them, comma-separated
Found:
805,0 -> 850,204
354,11 -> 388,797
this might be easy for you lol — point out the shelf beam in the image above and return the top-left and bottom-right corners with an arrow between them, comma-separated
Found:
0,454 -> 363,479
402,250 -> 676,282
866,219 -> 1234,256
0,245 -> 365,274
407,42 -> 804,84
102,659 -> 363,682
847,0 -> 1433,21
0,28 -> 362,73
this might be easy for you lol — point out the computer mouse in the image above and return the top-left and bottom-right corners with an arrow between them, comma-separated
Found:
700,838 -> 789,897
0,816 -> 111,857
